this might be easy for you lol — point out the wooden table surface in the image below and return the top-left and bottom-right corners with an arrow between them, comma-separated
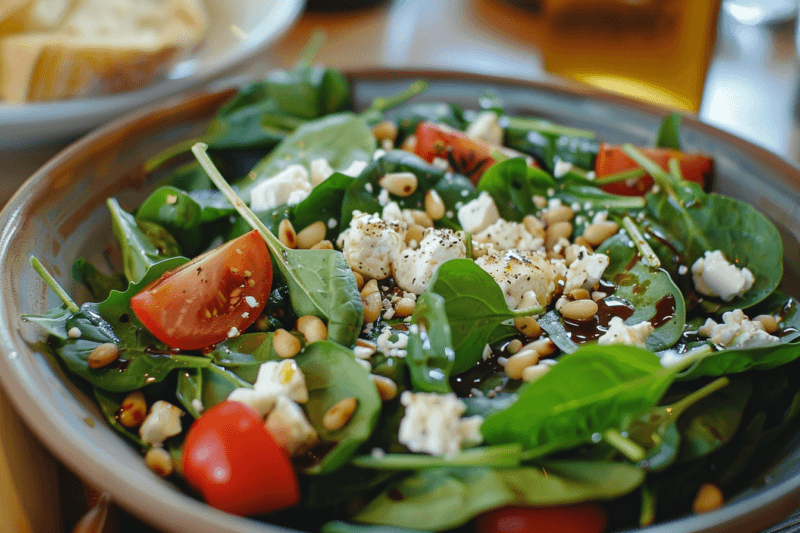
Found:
2,1 -> 800,531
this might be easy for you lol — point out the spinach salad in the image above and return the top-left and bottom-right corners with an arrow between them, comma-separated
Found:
25,59 -> 800,533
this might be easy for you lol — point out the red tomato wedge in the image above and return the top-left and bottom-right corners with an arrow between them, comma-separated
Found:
474,503 -> 608,533
414,122 -> 537,183
595,143 -> 713,196
182,401 -> 300,516
131,229 -> 272,350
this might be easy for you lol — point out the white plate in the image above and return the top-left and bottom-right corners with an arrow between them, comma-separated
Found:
0,0 -> 304,149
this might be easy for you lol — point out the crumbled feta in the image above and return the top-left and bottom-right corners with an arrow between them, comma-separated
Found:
553,158 -> 573,178
254,359 -> 309,403
475,249 -> 561,308
381,201 -> 417,226
465,111 -> 503,145
228,388 -> 278,416
245,295 -> 259,308
376,326 -> 409,358
591,211 -> 609,224
457,192 -> 500,234
377,187 -> 391,206
309,158 -> 334,186
139,401 -> 183,446
597,317 -> 654,348
341,160 -> 369,177
249,165 -> 312,212
340,212 -> 406,279
398,391 -> 483,456
264,395 -> 318,456
68,327 -> 81,338
691,250 -> 754,302
698,309 -> 780,348
227,326 -> 240,338
392,228 -> 466,294
473,219 -> 544,252
191,399 -> 204,413
563,247 -> 609,293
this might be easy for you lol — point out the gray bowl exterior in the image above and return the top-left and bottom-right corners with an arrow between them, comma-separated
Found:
1,71 -> 799,533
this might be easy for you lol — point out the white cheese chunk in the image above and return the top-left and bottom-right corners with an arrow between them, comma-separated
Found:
465,111 -> 503,145
249,165 -> 312,212
392,228 -> 466,294
457,191 -> 500,234
139,401 -> 183,447
473,218 -> 544,253
698,309 -> 780,348
341,212 -> 406,279
227,388 -> 278,417
597,316 -> 654,348
254,359 -> 309,403
310,158 -> 334,186
264,395 -> 318,456
691,250 -> 755,302
398,391 -> 483,456
475,249 -> 560,308
563,246 -> 609,293
376,326 -> 409,358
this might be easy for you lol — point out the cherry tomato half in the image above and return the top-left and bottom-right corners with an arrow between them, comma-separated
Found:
414,122 -> 501,182
182,401 -> 300,516
131,229 -> 272,350
474,503 -> 608,533
595,143 -> 713,196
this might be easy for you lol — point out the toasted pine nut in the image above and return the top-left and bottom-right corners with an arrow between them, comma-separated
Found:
522,363 -> 551,383
582,221 -> 620,247
545,221 -> 573,250
379,172 -> 418,197
524,337 -> 556,357
424,190 -> 446,220
394,297 -> 416,317
352,271 -> 365,291
542,204 -> 574,225
278,219 -> 297,249
532,195 -> 547,209
569,288 -> 591,300
361,279 -> 379,298
522,215 -> 546,239
400,134 -> 417,152
409,210 -> 433,228
356,359 -> 372,372
555,296 -> 569,312
118,391 -> 147,428
323,397 -> 358,431
514,316 -> 542,338
356,338 -> 377,351
88,343 -> 119,369
754,314 -> 779,333
371,374 -> 398,401
361,279 -> 382,323
372,120 -> 399,142
505,349 -> 540,380
145,447 -> 174,477
296,315 -> 328,343
506,339 -> 523,354
273,329 -> 301,358
406,224 -> 425,245
296,221 -> 326,249
592,291 -> 608,301
311,239 -> 334,250
560,299 -> 598,321
692,483 -> 724,514
574,236 -> 593,249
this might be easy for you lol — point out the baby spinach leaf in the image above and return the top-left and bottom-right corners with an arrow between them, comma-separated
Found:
406,292 -> 455,393
481,344 -> 687,452
351,443 -> 524,471
175,364 -> 251,418
264,63 -> 349,121
108,198 -> 181,283
71,258 -> 127,302
291,172 -> 355,235
476,157 -> 555,221
598,232 -> 686,351
210,332 -> 288,383
504,116 -> 598,172
388,101 -> 466,139
654,113 -> 682,150
295,341 -> 381,475
423,259 -> 540,375
136,186 -> 204,256
322,521 -> 429,533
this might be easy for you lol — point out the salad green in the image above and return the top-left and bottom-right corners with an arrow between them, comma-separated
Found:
22,61 -> 800,533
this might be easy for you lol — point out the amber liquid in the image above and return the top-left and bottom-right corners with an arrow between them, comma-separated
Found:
537,0 -> 722,112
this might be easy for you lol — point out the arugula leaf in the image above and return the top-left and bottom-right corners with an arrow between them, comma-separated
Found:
406,292 -> 455,393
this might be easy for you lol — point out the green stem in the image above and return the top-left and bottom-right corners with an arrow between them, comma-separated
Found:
504,116 -> 596,138
622,143 -> 675,191
593,167 -> 646,187
622,216 -> 661,268
29,256 -> 79,313
604,428 -> 646,462
465,232 -> 473,259
144,138 -> 197,173
297,29 -> 326,67
668,157 -> 684,183
191,143 -> 285,256
671,376 -> 729,417
511,305 -> 544,317
366,80 -> 429,114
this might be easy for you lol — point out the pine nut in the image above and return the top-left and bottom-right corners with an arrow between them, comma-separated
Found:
400,134 -> 417,152
371,374 -> 398,401
363,292 -> 382,324
424,190 -> 446,220
409,210 -> 433,228
569,288 -> 591,300
311,239 -> 334,250
355,339 -> 377,359
522,215 -> 545,239
356,359 -> 372,372
372,120 -> 398,142
379,172 -> 418,197
361,279 -> 379,298
522,363 -> 551,383
145,447 -> 174,477
296,221 -> 326,249
524,337 -> 556,357
592,291 -> 608,301
574,236 -> 593,250
352,271 -> 365,291
394,297 -> 416,317
692,483 -> 724,514
278,219 -> 297,249
296,315 -> 328,343
118,390 -> 147,428
532,195 -> 547,209
555,296 -> 569,312
542,204 -> 574,225
273,329 -> 301,358
560,299 -> 598,321
88,343 -> 119,369
754,314 -> 779,333
323,397 -> 358,431
506,339 -> 523,354
545,221 -> 573,250
514,316 -> 542,338
582,221 -> 620,247
406,224 -> 425,245
505,349 -> 540,380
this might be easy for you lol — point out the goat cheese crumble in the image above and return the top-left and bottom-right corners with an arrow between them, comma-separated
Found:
691,250 -> 754,302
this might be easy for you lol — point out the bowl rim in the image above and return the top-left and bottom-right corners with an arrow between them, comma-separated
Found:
2,68 -> 800,533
